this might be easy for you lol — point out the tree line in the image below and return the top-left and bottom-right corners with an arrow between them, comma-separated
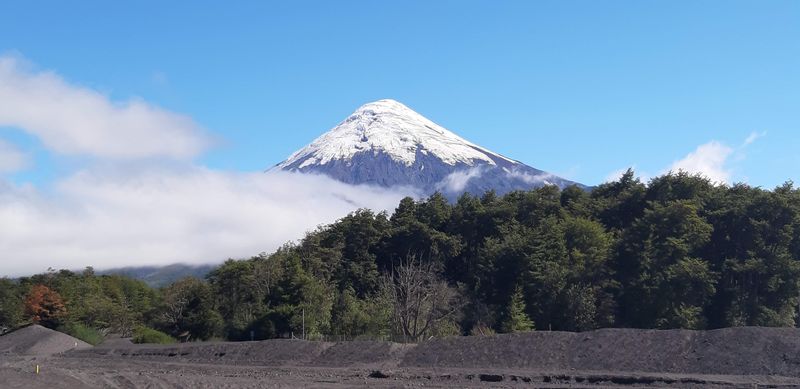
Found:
1,170 -> 799,343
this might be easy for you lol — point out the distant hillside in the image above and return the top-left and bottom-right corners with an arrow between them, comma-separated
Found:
99,263 -> 216,288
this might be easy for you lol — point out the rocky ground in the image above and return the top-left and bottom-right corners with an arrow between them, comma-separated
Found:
3,325 -> 800,388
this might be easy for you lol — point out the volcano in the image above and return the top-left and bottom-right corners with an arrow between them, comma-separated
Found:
274,99 -> 585,197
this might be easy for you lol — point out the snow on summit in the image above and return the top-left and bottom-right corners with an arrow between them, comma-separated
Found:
274,99 -> 585,198
277,99 -> 517,169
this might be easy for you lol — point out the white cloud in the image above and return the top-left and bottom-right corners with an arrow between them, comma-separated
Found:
603,166 -> 651,184
743,131 -> 767,146
613,133 -> 766,186
0,54 -> 422,277
508,169 -> 554,185
0,139 -> 28,173
0,55 -> 209,160
435,167 -> 561,193
436,166 -> 483,192
666,141 -> 734,184
604,167 -> 632,183
0,169 -> 415,277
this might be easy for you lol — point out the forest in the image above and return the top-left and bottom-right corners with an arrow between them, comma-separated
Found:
1,170 -> 799,344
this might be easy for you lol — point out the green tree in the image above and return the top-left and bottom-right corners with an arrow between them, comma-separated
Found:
703,183 -> 800,327
618,200 -> 715,328
562,284 -> 597,331
562,216 -> 617,328
159,277 -> 222,340
261,250 -> 334,339
500,286 -> 534,333
328,209 -> 389,296
0,278 -> 23,331
329,286 -> 390,340
207,259 -> 266,340
591,168 -> 647,232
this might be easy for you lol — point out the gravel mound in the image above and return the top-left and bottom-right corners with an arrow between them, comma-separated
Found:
309,340 -> 413,368
73,339 -> 333,366
0,325 -> 91,356
65,326 -> 800,377
401,331 -> 575,370
403,327 -> 800,376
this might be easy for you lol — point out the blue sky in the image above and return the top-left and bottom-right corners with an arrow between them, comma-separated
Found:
0,1 -> 798,274
2,1 -> 798,187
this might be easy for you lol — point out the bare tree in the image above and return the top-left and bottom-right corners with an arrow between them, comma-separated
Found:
383,256 -> 459,342
252,252 -> 282,299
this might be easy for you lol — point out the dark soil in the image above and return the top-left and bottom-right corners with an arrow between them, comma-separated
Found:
4,326 -> 800,388
403,327 -> 800,377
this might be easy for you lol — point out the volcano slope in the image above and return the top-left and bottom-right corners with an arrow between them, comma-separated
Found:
3,327 -> 800,388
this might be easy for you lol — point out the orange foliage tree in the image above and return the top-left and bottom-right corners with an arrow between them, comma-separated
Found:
24,284 -> 67,327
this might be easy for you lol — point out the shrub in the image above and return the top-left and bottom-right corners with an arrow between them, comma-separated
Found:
60,322 -> 104,345
469,322 -> 496,336
132,326 -> 175,344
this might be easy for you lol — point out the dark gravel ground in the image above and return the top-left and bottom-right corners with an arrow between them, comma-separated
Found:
4,326 -> 800,388
0,325 -> 90,357
404,327 -> 800,376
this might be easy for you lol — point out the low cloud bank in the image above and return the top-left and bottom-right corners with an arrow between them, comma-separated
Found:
0,169 -> 414,276
0,54 -> 416,277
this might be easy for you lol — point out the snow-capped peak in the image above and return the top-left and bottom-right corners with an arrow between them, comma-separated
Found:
277,99 -> 518,169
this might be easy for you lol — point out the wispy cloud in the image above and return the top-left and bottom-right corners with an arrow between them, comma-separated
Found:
507,169 -> 554,185
743,131 -> 767,146
436,166 -> 483,192
0,139 -> 29,173
434,166 -> 564,195
0,54 -> 209,160
0,169 -> 413,276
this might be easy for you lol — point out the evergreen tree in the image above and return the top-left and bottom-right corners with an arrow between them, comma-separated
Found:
501,286 -> 534,333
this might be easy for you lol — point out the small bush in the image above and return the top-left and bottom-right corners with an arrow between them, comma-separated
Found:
60,322 -> 104,345
132,326 -> 175,344
469,322 -> 496,336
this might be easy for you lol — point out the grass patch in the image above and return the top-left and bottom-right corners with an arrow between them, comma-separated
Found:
132,326 -> 176,344
59,322 -> 104,345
